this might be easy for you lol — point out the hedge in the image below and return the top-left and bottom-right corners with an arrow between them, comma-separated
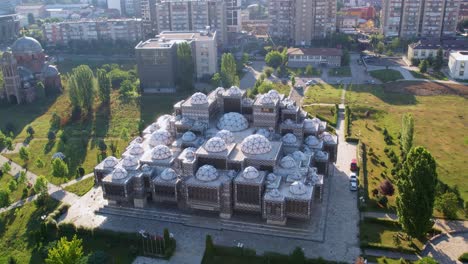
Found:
459,252 -> 468,262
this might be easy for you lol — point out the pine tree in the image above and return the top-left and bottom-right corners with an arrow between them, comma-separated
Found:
19,146 -> 30,163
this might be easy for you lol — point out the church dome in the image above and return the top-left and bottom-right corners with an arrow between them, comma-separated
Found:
217,112 -> 249,132
224,86 -> 242,96
215,130 -> 235,144
129,143 -> 144,156
282,133 -> 297,144
152,145 -> 172,160
243,166 -> 259,179
319,132 -> 337,144
204,137 -> 227,152
267,90 -> 280,101
191,92 -> 208,105
241,134 -> 272,155
122,155 -> 139,170
292,151 -> 306,161
11,36 -> 43,55
305,136 -> 321,148
195,165 -> 218,182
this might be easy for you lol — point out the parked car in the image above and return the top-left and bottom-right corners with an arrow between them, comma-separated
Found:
246,61 -> 253,66
350,172 -> 357,183
350,159 -> 358,171
350,181 -> 358,191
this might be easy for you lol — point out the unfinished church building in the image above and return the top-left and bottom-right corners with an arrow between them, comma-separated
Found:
94,87 -> 338,225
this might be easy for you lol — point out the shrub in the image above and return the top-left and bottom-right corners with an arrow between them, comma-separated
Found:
263,67 -> 274,77
47,131 -> 56,141
378,195 -> 388,207
26,126 -> 35,137
36,158 -> 45,168
434,192 -> 459,219
380,180 -> 395,196
52,158 -> 69,178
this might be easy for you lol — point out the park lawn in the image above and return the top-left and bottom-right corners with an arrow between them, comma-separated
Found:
366,256 -> 414,264
2,91 -> 185,185
328,66 -> 351,77
303,83 -> 343,105
272,83 -> 291,96
303,105 -> 335,124
360,218 -> 428,253
0,173 -> 35,204
346,84 -> 468,217
0,197 -> 60,263
63,176 -> 95,196
369,69 -> 403,83
409,70 -> 448,81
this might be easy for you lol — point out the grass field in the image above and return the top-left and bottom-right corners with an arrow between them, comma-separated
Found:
369,69 -> 403,83
56,58 -> 136,74
328,66 -> 351,77
366,256 -> 414,264
409,70 -> 448,81
303,105 -> 336,124
0,173 -> 34,204
346,83 -> 468,217
1,90 -> 186,185
303,83 -> 343,104
63,177 -> 95,196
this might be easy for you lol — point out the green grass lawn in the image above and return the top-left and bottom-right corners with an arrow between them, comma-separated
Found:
63,177 -> 95,196
360,218 -> 429,253
328,66 -> 351,77
303,105 -> 336,124
1,90 -> 185,185
366,256 -> 415,264
303,83 -> 343,104
369,69 -> 403,83
346,84 -> 468,217
409,70 -> 448,81
0,173 -> 34,204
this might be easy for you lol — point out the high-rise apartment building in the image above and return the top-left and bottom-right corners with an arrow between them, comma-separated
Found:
381,0 -> 461,38
225,0 -> 241,33
268,0 -> 337,46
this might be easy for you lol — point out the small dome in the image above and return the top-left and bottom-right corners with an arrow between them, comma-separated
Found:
152,145 -> 172,160
214,87 -> 225,94
256,128 -> 270,138
241,134 -> 272,155
129,143 -> 144,156
315,150 -> 329,160
267,173 -> 277,181
182,147 -> 196,161
289,181 -> 307,195
112,167 -> 128,180
182,131 -> 197,142
243,166 -> 259,179
319,132 -> 337,144
292,151 -> 306,161
305,136 -> 321,148
141,164 -> 152,173
267,90 -> 280,101
149,129 -> 172,146
225,86 -> 242,96
156,115 -> 172,130
304,119 -> 317,130
11,36 -> 43,55
42,64 -> 59,78
281,156 -> 296,168
216,130 -> 234,144
282,133 -> 297,144
204,137 -> 227,152
259,94 -> 274,105
122,155 -> 139,169
242,98 -> 253,105
161,168 -> 177,181
217,112 -> 249,132
191,92 -> 208,105
196,165 -> 218,182
103,156 -> 119,168
133,136 -> 144,144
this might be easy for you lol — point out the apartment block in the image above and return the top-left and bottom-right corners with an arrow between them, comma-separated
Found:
43,18 -> 143,44
381,0 -> 461,38
268,0 -> 337,46
225,0 -> 241,33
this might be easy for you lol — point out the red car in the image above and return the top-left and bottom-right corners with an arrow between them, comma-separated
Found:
350,159 -> 358,172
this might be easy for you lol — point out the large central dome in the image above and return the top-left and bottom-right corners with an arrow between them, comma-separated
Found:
241,134 -> 272,155
217,112 -> 249,132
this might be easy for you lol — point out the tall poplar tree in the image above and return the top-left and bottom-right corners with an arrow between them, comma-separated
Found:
176,42 -> 194,90
97,68 -> 111,104
400,113 -> 414,157
220,53 -> 239,87
68,65 -> 95,114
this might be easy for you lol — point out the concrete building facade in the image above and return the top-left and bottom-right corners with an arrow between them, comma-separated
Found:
448,51 -> 468,79
0,14 -> 20,44
287,48 -> 343,68
407,39 -> 468,61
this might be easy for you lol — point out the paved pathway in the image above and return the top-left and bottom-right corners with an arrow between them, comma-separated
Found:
422,232 -> 468,264
0,194 -> 38,214
60,173 -> 94,188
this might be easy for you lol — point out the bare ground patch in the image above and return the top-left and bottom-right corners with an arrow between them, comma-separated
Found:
383,81 -> 468,97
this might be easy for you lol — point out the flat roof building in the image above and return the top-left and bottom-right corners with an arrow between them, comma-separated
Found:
448,51 -> 468,80
287,48 -> 343,68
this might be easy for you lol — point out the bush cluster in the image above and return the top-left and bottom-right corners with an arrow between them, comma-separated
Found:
44,203 -> 71,228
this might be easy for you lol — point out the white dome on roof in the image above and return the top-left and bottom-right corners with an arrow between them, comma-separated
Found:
122,155 -> 139,169
156,115 -> 172,130
204,137 -> 227,152
242,98 -> 254,105
292,151 -> 306,161
319,132 -> 337,144
214,87 -> 225,94
225,86 -> 242,96
182,147 -> 196,161
290,181 -> 307,195
259,94 -> 274,105
133,136 -> 143,144
191,92 -> 208,105
304,119 -> 317,130
256,128 -> 270,138
267,173 -> 277,181
161,168 -> 177,181
129,143 -> 144,155
196,165 -> 218,181
103,156 -> 119,168
149,129 -> 172,146
217,112 -> 249,132
315,150 -> 329,160
243,166 -> 259,179
152,145 -> 172,160
216,130 -> 235,144
281,156 -> 296,168
267,90 -> 280,101
182,131 -> 197,142
112,167 -> 128,180
241,134 -> 272,155
305,136 -> 321,148
282,133 -> 297,144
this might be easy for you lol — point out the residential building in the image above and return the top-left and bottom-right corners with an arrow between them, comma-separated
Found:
460,0 -> 468,22
123,0 -> 142,17
107,0 -> 122,14
0,14 -> 20,44
341,6 -> 376,20
268,0 -> 337,46
381,0 -> 461,38
43,18 -> 143,44
287,48 -> 343,68
448,51 -> 468,79
225,0 -> 241,33
15,5 -> 46,21
135,31 -> 218,93
140,0 -> 157,37
407,39 -> 468,61
94,88 -> 334,225
338,15 -> 360,34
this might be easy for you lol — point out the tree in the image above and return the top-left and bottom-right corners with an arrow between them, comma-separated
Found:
68,65 -> 95,114
34,175 -> 48,194
47,131 -> 56,141
50,112 -> 61,130
2,162 -> 11,174
211,73 -> 222,87
419,60 -> 429,73
241,53 -> 250,64
291,75 -> 296,86
97,69 -> 111,104
400,113 -> 414,157
433,48 -> 444,71
396,146 -> 437,238
204,235 -> 215,260
119,80 -> 137,98
380,180 -> 395,196
289,247 -> 305,264
263,67 -> 274,77
17,171 -> 27,185
305,65 -> 314,76
19,146 -> 30,163
435,192 -> 458,218
26,126 -> 35,137
376,42 -> 385,54
342,49 -> 350,66
27,13 -> 35,25
45,235 -> 84,264
8,179 -> 17,192
265,50 -> 283,68
416,257 -> 438,264
52,158 -> 69,178
0,190 -> 10,207
220,53 -> 239,87
176,42 -> 194,90
0,130 -> 13,151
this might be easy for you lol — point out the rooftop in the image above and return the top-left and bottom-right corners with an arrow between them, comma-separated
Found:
450,51 -> 468,60
287,48 -> 343,57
